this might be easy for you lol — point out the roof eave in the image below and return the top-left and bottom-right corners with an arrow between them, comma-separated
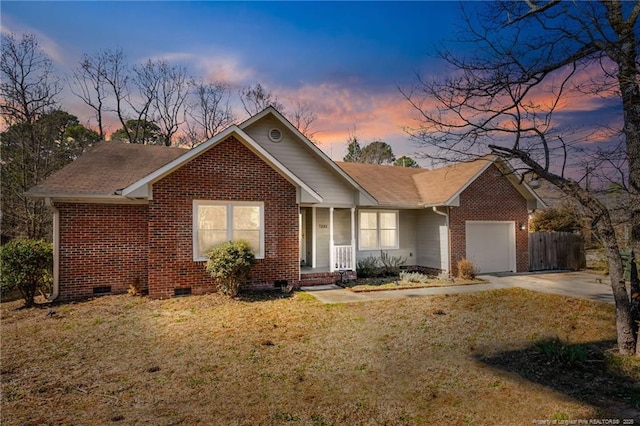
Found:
25,191 -> 147,204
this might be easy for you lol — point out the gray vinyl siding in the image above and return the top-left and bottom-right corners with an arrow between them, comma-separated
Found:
416,209 -> 448,271
244,117 -> 356,205
356,210 -> 418,266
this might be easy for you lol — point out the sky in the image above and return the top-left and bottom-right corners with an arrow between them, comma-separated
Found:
0,1 -> 622,167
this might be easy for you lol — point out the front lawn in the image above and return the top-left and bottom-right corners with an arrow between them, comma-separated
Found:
2,288 -> 638,424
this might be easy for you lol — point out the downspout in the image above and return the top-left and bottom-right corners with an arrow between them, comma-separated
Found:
432,206 -> 450,274
45,198 -> 59,301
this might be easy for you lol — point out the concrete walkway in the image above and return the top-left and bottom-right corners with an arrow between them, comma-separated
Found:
300,271 -> 616,304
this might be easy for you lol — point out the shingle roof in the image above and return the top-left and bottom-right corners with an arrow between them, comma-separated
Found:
337,158 -> 492,207
26,142 -> 187,198
335,162 -> 425,207
28,139 -> 513,208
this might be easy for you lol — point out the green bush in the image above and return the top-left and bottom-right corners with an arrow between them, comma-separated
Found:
0,239 -> 53,307
356,256 -> 380,278
205,240 -> 255,297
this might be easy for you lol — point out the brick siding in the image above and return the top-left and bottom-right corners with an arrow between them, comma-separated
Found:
448,164 -> 530,275
147,136 -> 299,299
56,203 -> 149,302
55,136 -> 299,302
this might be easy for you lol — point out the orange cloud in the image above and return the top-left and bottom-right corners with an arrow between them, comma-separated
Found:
276,82 -> 436,159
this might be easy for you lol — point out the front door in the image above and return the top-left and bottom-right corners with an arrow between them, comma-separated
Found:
299,210 -> 307,266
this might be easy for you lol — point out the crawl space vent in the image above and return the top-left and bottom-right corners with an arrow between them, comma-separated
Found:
174,287 -> 192,297
268,128 -> 283,142
93,286 -> 112,295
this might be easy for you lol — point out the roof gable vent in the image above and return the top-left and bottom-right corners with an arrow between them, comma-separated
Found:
268,128 -> 283,142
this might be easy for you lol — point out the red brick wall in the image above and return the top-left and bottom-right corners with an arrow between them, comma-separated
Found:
449,164 -> 530,275
147,136 -> 299,299
56,203 -> 149,302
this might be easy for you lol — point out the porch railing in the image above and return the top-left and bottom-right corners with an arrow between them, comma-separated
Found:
333,245 -> 354,271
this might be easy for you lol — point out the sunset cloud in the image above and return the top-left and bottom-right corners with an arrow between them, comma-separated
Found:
2,1 -> 623,168
275,82 -> 425,160
195,56 -> 255,86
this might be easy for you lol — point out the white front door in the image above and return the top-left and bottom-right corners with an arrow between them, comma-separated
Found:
299,210 -> 307,265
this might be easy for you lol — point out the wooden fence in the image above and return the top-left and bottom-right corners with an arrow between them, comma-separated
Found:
529,232 -> 586,271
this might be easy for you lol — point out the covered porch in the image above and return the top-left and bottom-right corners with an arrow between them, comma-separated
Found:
299,206 -> 357,273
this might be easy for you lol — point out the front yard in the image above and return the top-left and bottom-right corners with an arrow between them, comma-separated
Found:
2,288 -> 639,425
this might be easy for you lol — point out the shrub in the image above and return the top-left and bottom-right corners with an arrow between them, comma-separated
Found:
399,271 -> 430,284
0,239 -> 53,307
379,251 -> 406,277
529,204 -> 582,233
356,256 -> 380,278
205,240 -> 255,297
536,337 -> 588,367
457,258 -> 476,280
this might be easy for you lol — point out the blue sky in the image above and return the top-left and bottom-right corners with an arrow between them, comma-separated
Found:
0,1 -> 618,165
2,1 -> 470,160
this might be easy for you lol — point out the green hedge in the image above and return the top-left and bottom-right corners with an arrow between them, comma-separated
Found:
0,239 -> 53,307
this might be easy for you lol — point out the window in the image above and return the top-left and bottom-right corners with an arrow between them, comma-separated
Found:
193,201 -> 264,260
358,210 -> 398,250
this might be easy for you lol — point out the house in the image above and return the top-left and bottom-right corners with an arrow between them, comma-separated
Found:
26,107 -> 545,301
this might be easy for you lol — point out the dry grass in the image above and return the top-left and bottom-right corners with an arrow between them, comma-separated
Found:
1,288 -> 637,425
346,277 -> 485,292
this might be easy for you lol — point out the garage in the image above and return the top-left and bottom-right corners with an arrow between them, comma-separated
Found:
465,221 -> 516,273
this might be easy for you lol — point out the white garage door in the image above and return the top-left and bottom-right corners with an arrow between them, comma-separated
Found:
465,221 -> 516,273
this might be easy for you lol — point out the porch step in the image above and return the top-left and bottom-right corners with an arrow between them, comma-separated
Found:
299,271 -> 356,287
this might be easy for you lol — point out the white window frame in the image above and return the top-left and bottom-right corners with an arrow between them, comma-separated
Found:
193,200 -> 265,261
358,210 -> 399,250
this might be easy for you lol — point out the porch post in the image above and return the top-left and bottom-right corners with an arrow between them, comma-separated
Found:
351,207 -> 356,271
329,207 -> 335,272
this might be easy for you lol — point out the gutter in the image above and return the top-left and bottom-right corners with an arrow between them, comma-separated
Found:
45,198 -> 59,301
432,206 -> 450,274
432,205 -> 448,220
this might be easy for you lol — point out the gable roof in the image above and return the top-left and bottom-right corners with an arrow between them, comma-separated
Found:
27,125 -> 324,203
119,125 -> 323,203
26,142 -> 187,200
338,157 -> 545,209
239,107 -> 377,206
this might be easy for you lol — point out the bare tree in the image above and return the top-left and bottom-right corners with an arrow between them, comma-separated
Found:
69,53 -> 108,139
184,81 -> 235,146
1,33 -> 60,127
402,1 -> 640,355
152,61 -> 190,146
126,59 -> 159,144
239,82 -> 285,116
290,101 -> 318,142
0,33 -> 60,239
100,48 -> 132,141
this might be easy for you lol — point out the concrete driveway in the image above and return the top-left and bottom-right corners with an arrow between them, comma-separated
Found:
301,271 -> 616,304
